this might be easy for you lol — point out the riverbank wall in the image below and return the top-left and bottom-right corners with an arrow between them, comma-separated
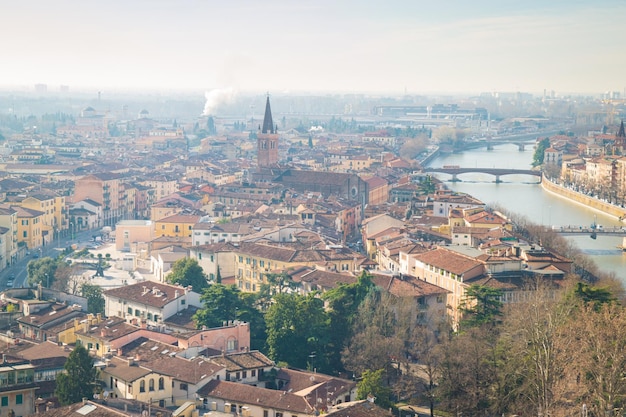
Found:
541,175 -> 626,221
418,146 -> 440,166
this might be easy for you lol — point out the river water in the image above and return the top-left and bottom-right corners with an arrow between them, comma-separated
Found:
425,143 -> 626,281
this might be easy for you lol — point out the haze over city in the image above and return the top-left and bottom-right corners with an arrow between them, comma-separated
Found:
2,0 -> 625,96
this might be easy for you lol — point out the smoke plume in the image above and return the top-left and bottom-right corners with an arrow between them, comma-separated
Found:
202,88 -> 236,116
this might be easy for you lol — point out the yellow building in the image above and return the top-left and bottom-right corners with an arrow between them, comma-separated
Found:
19,193 -> 66,246
233,241 -> 365,292
12,205 -> 44,250
154,214 -> 201,239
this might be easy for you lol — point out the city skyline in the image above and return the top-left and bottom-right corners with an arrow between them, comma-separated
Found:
2,0 -> 625,96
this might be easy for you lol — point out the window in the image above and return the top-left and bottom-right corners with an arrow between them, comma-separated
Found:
242,371 -> 247,378
147,313 -> 152,320
263,411 -> 269,417
159,377 -> 164,390
135,309 -> 140,317
140,380 -> 145,392
180,383 -> 188,391
127,307 -> 132,314
149,379 -> 155,391
252,370 -> 256,377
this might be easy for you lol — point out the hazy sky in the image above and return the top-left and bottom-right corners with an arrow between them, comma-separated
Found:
2,0 -> 625,95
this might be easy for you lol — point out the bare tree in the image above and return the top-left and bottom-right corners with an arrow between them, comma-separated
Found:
570,303 -> 626,417
504,284 -> 575,417
342,289 -> 404,378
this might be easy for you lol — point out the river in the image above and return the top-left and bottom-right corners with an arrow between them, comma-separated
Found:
425,143 -> 626,281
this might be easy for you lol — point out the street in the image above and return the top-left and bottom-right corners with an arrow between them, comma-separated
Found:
0,229 -> 104,289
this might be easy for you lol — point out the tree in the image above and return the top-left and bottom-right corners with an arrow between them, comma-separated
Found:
342,289 -> 404,378
571,303 -> 626,417
81,283 -> 105,314
55,344 -> 98,405
504,285 -> 574,416
572,282 -> 616,310
166,258 -> 209,293
533,137 -> 550,167
434,327 -> 498,415
323,271 -> 375,371
53,261 -> 82,294
26,257 -> 58,288
193,284 -> 241,329
265,272 -> 299,295
265,293 -> 330,371
459,284 -> 503,329
237,292 -> 267,351
356,369 -> 392,409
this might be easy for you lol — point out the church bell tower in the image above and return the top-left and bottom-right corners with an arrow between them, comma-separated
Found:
257,95 -> 279,168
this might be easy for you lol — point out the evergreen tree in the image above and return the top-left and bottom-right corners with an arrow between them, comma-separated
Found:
356,369 -> 392,409
533,137 -> 550,167
265,293 -> 331,372
459,284 -> 503,328
193,284 -> 241,329
81,283 -> 105,314
216,265 -> 222,284
55,344 -> 98,405
166,258 -> 209,293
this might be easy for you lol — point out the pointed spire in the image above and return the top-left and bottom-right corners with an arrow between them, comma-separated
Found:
618,120 -> 625,138
261,94 -> 274,134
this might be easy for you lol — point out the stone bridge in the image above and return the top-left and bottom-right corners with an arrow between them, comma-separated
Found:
425,167 -> 541,183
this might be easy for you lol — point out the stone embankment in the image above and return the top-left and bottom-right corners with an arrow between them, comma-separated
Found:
541,175 -> 626,221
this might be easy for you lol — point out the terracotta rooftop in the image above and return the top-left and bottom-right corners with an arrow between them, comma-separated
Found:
104,281 -> 192,309
413,247 -> 484,275
197,380 -> 314,414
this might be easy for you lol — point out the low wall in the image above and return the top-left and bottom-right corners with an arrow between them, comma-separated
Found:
541,175 -> 626,220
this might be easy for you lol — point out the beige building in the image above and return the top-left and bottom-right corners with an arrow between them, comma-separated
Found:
0,205 -> 18,266
115,220 -> 155,252
74,173 -> 125,227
